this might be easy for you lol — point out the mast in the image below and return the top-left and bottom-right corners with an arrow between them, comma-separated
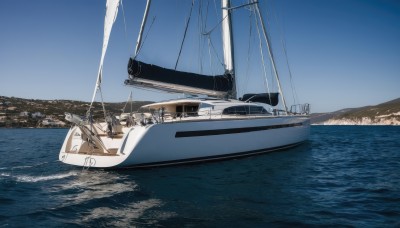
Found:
221,0 -> 236,98
135,0 -> 151,55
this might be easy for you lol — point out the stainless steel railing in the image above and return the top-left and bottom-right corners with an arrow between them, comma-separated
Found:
290,103 -> 310,115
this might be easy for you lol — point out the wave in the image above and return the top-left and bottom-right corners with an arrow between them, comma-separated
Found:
0,172 -> 11,177
15,171 -> 79,183
0,162 -> 50,171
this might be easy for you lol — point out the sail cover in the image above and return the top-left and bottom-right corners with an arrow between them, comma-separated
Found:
125,58 -> 234,97
239,93 -> 279,106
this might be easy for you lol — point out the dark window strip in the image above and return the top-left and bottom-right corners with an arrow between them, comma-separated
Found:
175,122 -> 303,138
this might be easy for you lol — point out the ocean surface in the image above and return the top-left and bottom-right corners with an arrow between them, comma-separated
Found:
0,126 -> 399,227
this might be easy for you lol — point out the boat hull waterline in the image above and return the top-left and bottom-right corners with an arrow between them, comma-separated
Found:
59,116 -> 309,168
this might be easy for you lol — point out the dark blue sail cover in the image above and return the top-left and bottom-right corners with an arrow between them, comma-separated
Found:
239,93 -> 279,106
125,58 -> 234,94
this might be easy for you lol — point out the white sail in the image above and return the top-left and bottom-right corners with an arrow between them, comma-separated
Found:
90,0 -> 121,105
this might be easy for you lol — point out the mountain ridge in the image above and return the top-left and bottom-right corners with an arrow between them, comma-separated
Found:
311,97 -> 400,125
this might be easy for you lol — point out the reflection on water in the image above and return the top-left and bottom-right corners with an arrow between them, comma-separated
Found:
78,199 -> 176,226
47,170 -> 137,207
48,170 -> 175,226
0,162 -> 175,226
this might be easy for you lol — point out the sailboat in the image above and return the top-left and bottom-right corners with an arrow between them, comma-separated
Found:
59,0 -> 310,168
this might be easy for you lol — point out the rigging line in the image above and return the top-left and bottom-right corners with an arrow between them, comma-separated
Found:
208,37 -> 217,90
200,0 -> 215,79
212,0 -> 218,17
121,91 -> 133,114
98,86 -> 107,121
121,92 -> 129,113
202,14 -> 227,36
205,1 -> 224,68
200,0 -> 210,75
281,34 -> 297,105
175,0 -> 195,70
223,1 -> 257,11
254,1 -> 288,114
204,0 -> 214,75
207,37 -> 213,74
198,0 -> 211,87
133,16 -> 156,59
198,0 -> 204,74
253,6 -> 272,106
271,0 -> 298,105
130,91 -> 133,114
243,8 -> 254,97
204,0 -> 210,31
120,0 -> 129,47
208,37 -> 224,67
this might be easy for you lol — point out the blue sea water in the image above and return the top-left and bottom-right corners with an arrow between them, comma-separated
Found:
0,126 -> 399,227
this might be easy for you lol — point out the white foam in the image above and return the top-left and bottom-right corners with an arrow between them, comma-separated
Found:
15,171 -> 79,183
12,165 -> 33,169
1,172 -> 11,177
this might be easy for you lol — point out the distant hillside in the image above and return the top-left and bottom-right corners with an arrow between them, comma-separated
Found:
312,98 -> 400,125
0,96 -> 151,116
0,96 -> 152,127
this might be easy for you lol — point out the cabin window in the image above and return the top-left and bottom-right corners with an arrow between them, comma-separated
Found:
176,104 -> 199,117
222,105 -> 268,115
199,103 -> 214,110
176,106 -> 183,117
184,105 -> 199,116
249,106 -> 268,114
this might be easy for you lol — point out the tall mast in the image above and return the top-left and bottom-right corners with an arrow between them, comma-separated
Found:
135,0 -> 151,55
221,0 -> 236,98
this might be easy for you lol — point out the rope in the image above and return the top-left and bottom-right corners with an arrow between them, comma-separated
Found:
243,8 -> 254,97
98,86 -> 107,121
120,0 -> 129,47
133,16 -> 156,60
270,0 -> 298,105
254,6 -> 273,106
175,0 -> 195,70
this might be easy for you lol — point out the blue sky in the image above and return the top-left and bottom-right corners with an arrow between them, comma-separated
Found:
0,0 -> 399,113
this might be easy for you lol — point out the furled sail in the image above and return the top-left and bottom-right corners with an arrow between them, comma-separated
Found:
89,0 -> 120,106
239,93 -> 279,106
125,58 -> 234,97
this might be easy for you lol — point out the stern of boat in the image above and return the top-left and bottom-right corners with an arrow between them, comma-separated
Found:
59,123 -> 136,168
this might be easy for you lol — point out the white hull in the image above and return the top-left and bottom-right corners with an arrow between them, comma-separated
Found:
59,116 -> 309,168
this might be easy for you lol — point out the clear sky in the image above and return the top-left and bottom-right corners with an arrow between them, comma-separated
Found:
0,0 -> 399,113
